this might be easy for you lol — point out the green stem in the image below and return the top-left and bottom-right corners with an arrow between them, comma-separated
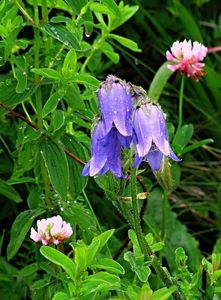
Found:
33,0 -> 51,208
15,0 -> 34,24
82,190 -> 111,257
130,168 -> 185,300
161,189 -> 168,241
173,76 -> 185,144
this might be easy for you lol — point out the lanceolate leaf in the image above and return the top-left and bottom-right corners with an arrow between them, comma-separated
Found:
40,246 -> 76,281
61,134 -> 87,198
148,62 -> 172,103
7,208 -> 45,260
0,179 -> 22,203
41,140 -> 69,200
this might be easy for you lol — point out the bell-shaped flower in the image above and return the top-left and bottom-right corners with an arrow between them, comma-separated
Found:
166,40 -> 207,80
133,104 -> 180,171
30,215 -> 73,245
82,120 -> 131,178
98,75 -> 133,136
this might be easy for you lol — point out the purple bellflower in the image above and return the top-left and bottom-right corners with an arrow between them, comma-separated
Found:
82,120 -> 131,178
98,75 -> 133,137
133,103 -> 180,171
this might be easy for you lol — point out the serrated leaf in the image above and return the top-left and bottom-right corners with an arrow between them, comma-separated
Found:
40,246 -> 76,280
0,179 -> 22,203
41,140 -> 69,200
7,209 -> 45,260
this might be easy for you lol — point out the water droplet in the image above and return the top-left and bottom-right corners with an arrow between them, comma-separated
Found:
85,32 -> 90,37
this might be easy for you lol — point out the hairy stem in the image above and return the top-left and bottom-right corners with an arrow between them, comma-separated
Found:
130,168 -> 185,300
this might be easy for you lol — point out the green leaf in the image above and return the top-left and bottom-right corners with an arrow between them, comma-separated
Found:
64,83 -> 85,110
74,241 -> 87,275
64,0 -> 87,14
52,292 -> 70,300
41,140 -> 69,200
71,73 -> 100,88
61,134 -> 87,198
52,110 -> 65,133
42,92 -> 62,117
40,246 -> 76,280
81,272 -> 121,295
175,1 -> 203,42
41,22 -> 80,50
86,239 -> 100,266
144,188 -> 201,271
181,138 -> 213,155
100,41 -> 119,64
19,263 -> 38,277
93,229 -> 115,252
124,251 -> 151,282
101,0 -> 121,17
31,68 -> 61,80
152,286 -> 177,300
0,79 -> 34,117
204,66 -> 221,111
0,179 -> 22,203
128,229 -> 142,257
173,124 -> 194,152
15,69 -> 27,93
109,34 -> 141,52
62,49 -> 77,78
148,62 -> 172,103
91,258 -> 125,275
7,208 -> 45,260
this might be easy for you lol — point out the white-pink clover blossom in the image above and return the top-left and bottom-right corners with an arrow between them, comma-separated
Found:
166,40 -> 208,80
30,215 -> 73,245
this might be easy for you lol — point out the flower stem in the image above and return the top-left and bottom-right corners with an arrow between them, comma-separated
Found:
161,188 -> 168,241
130,168 -> 186,300
173,75 -> 185,145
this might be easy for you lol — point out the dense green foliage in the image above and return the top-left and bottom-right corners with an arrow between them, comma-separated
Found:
1,0 -> 221,299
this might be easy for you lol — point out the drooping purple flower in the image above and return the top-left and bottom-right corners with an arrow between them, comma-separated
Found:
82,120 -> 131,178
133,103 -> 180,171
98,75 -> 133,136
